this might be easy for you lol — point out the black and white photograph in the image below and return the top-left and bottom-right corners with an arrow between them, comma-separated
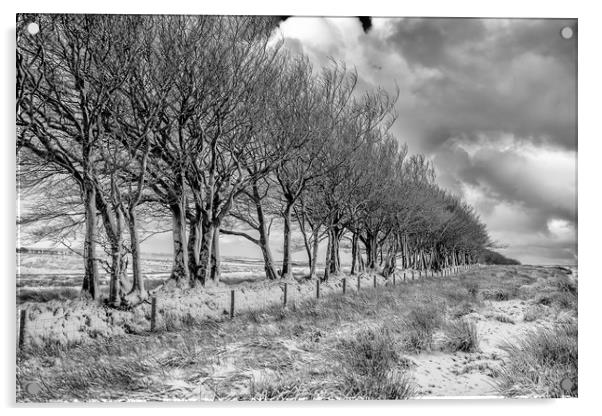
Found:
14,11 -> 578,402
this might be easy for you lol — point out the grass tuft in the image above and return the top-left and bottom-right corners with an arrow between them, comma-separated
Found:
482,288 -> 514,301
444,319 -> 480,352
462,281 -> 480,299
341,369 -> 415,400
493,314 -> 516,324
336,327 -> 415,399
401,303 -> 445,353
496,323 -> 577,397
552,275 -> 577,295
523,305 -> 545,322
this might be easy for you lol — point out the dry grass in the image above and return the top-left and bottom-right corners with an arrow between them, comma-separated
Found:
16,265 -> 576,402
450,300 -> 478,319
522,305 -> 545,322
444,319 -> 480,353
462,281 -> 480,299
334,326 -> 415,399
17,341 -> 160,401
400,301 -> 446,353
492,313 -> 516,324
496,323 -> 578,397
481,288 -> 515,301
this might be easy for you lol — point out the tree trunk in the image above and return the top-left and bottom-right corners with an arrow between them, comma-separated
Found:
329,228 -> 341,275
364,238 -> 372,269
259,240 -> 278,280
107,209 -> 125,307
254,185 -> 278,280
382,246 -> 397,277
170,200 -> 189,284
365,233 -> 378,269
359,253 -> 365,272
303,236 -> 313,271
323,229 -> 332,282
309,228 -> 319,279
281,203 -> 293,279
81,185 -> 100,301
187,206 -> 202,285
197,218 -> 214,286
402,234 -> 409,269
128,207 -> 146,298
296,214 -> 313,270
210,221 -> 221,282
108,241 -> 122,306
350,231 -> 358,275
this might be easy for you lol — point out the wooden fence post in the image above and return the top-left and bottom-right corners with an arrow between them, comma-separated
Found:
150,296 -> 158,331
393,274 -> 396,286
342,278 -> 346,295
357,275 -> 361,292
316,280 -> 320,299
230,290 -> 235,319
283,283 -> 288,306
18,309 -> 26,349
373,275 -> 377,288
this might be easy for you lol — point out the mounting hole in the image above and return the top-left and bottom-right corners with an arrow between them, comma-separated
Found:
25,381 -> 41,395
560,26 -> 573,40
560,377 -> 575,392
26,22 -> 39,35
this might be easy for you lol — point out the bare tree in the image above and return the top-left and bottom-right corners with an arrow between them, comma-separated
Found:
17,15 -> 144,301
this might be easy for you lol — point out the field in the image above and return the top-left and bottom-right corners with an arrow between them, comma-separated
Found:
16,262 -> 577,401
17,252 -> 312,304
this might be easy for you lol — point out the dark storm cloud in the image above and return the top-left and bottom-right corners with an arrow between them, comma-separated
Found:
387,18 -> 487,68
276,17 -> 577,264
433,140 -> 576,237
385,18 -> 577,153
434,138 -> 577,248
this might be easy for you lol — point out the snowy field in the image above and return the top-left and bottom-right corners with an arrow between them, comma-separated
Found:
16,264 -> 578,401
16,252 -> 316,304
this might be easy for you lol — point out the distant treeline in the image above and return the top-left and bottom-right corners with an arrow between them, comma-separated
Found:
17,247 -> 80,256
478,249 -> 521,265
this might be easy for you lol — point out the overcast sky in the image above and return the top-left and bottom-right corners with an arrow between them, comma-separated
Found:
273,17 -> 577,265
139,17 -> 577,265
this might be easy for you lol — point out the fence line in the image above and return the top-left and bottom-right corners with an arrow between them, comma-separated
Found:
17,263 -> 482,348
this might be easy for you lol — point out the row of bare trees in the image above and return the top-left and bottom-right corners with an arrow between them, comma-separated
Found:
17,14 -> 491,306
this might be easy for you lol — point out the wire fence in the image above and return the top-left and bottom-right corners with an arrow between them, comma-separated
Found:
17,263 -> 482,350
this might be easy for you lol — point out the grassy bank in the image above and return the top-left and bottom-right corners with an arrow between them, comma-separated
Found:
16,265 -> 577,401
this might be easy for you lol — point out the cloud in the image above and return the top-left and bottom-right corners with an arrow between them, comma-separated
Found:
436,138 -> 576,223
433,137 -> 577,263
274,17 -> 577,265
384,18 -> 577,153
